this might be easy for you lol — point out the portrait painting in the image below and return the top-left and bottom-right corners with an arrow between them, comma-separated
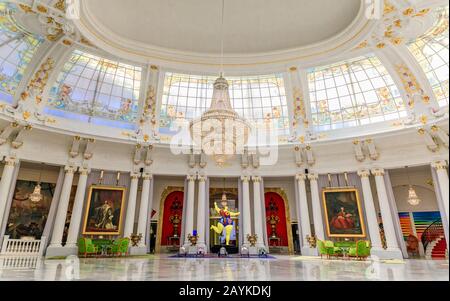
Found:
82,186 -> 126,236
322,188 -> 366,238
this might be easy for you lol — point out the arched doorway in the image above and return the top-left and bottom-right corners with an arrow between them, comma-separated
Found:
155,188 -> 184,253
265,190 -> 294,254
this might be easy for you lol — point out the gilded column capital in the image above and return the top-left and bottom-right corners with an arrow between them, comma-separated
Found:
130,172 -> 141,180
78,167 -> 91,176
198,175 -> 207,182
4,156 -> 19,167
357,169 -> 371,178
187,174 -> 196,182
432,160 -> 448,171
307,173 -> 319,181
295,174 -> 307,181
241,176 -> 250,183
142,173 -> 153,181
64,165 -> 76,174
252,176 -> 262,183
371,168 -> 385,177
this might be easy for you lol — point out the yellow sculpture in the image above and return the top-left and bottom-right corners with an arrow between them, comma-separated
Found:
210,194 -> 240,246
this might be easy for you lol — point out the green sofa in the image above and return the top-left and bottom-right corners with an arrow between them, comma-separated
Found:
110,238 -> 130,257
78,238 -> 99,258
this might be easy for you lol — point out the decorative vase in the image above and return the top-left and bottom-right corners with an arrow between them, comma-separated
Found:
247,234 -> 258,247
130,233 -> 143,247
187,233 -> 198,246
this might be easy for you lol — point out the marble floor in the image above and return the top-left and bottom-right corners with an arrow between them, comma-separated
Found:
0,255 -> 448,281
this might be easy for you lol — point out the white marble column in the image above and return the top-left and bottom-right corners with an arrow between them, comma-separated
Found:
184,175 -> 196,245
241,176 -> 252,245
308,173 -> 325,241
123,172 -> 141,238
432,161 -> 449,224
65,167 -> 90,249
296,174 -> 313,253
0,157 -> 18,229
137,173 -> 152,248
372,168 -> 402,259
47,166 -> 76,255
358,169 -> 383,251
252,176 -> 265,248
196,175 -> 207,250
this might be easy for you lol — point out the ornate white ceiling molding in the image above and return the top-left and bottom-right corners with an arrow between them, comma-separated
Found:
72,0 -> 375,70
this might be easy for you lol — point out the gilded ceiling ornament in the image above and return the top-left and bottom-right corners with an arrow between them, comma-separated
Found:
395,64 -> 430,106
54,0 -> 66,12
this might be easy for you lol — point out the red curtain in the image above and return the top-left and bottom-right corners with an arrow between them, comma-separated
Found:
265,192 -> 289,247
160,191 -> 184,246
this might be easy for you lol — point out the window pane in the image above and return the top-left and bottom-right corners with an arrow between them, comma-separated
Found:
307,54 -> 407,130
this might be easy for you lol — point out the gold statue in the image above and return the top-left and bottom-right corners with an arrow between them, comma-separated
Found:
210,193 -> 240,246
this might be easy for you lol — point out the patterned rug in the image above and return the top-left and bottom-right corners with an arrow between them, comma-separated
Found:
169,253 -> 277,259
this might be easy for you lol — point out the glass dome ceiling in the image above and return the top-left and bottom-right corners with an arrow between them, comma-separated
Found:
0,1 -> 448,145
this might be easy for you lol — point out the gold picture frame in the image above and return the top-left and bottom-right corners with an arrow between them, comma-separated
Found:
82,185 -> 127,236
322,188 -> 366,238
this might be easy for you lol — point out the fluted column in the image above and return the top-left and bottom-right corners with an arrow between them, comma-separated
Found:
184,175 -> 196,245
49,166 -> 76,247
123,172 -> 141,238
432,161 -> 449,223
308,173 -> 325,240
372,168 -> 399,251
296,174 -> 312,247
196,175 -> 207,249
252,176 -> 265,247
137,173 -> 152,247
65,167 -> 90,248
241,176 -> 252,244
0,157 -> 18,229
358,169 -> 383,251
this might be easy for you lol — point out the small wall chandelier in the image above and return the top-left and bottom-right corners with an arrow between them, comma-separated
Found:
406,166 -> 421,206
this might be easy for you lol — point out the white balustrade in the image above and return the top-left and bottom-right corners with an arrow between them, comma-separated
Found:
1,236 -> 47,256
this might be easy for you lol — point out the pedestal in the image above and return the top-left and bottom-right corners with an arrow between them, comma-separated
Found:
371,247 -> 404,260
301,247 -> 318,256
45,246 -> 77,258
129,246 -> 148,256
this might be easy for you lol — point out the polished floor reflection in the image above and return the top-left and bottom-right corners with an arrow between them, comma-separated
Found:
0,255 -> 448,281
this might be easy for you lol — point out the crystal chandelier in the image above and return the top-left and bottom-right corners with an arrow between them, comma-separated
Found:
407,186 -> 421,206
406,166 -> 421,206
190,0 -> 250,166
29,164 -> 44,203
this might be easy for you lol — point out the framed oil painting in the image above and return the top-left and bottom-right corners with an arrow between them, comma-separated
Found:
322,188 -> 366,238
82,186 -> 126,236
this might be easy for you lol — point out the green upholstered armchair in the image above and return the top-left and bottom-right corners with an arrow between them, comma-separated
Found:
317,240 -> 328,258
78,238 -> 99,258
348,240 -> 371,260
110,238 -> 130,257
324,241 -> 343,258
